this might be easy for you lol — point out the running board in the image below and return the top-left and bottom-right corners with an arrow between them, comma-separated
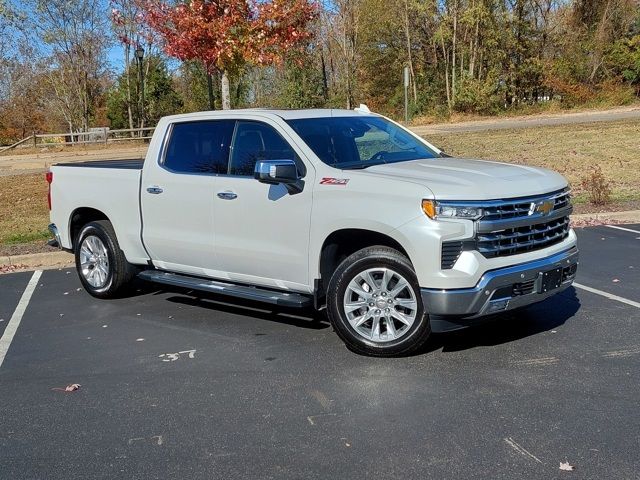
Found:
137,270 -> 312,308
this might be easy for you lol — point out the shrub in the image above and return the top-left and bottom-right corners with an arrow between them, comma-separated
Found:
580,165 -> 612,205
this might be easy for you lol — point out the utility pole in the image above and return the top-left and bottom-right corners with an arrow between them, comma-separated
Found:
403,65 -> 410,124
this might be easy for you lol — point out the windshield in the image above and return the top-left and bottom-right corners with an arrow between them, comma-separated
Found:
286,116 -> 438,169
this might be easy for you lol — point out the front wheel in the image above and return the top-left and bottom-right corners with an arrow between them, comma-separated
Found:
75,220 -> 137,298
326,246 -> 431,357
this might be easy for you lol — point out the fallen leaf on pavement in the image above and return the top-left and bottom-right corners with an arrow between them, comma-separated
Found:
559,462 -> 574,471
0,264 -> 29,274
52,383 -> 81,393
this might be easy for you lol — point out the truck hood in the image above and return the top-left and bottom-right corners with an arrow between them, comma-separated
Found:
362,157 -> 568,200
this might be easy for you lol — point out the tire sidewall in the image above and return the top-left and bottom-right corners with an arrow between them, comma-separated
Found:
75,223 -> 116,296
327,249 -> 430,355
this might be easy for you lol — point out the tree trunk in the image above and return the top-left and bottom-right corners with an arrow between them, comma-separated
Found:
469,14 -> 479,78
451,0 -> 458,107
320,51 -> 329,100
206,73 -> 215,110
221,70 -> 231,110
440,33 -> 451,111
124,46 -> 134,136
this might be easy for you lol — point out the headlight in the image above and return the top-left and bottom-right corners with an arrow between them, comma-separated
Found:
422,200 -> 483,220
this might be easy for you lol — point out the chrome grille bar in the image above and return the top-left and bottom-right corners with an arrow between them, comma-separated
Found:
477,217 -> 570,258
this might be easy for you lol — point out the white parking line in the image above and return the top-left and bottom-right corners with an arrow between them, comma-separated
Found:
0,270 -> 42,369
573,282 -> 640,309
605,225 -> 640,235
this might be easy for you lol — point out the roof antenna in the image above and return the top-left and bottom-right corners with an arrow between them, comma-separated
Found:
354,104 -> 370,113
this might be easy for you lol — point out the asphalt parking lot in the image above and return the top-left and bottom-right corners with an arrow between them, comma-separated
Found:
1,225 -> 639,480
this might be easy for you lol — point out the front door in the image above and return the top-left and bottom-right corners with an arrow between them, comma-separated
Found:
141,119 -> 234,275
214,120 -> 315,291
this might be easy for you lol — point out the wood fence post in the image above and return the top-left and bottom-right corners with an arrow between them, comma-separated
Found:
33,132 -> 37,148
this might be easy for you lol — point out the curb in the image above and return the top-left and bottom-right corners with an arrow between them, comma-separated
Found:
0,251 -> 74,273
1,209 -> 639,274
571,209 -> 640,223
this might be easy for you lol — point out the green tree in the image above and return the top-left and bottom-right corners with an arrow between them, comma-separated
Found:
107,55 -> 182,129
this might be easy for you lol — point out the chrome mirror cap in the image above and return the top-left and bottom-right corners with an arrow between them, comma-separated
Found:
254,159 -> 304,194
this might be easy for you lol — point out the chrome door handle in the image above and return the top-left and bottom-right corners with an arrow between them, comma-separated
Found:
146,186 -> 164,194
217,191 -> 237,200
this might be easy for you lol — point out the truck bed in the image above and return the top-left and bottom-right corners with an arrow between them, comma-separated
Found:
55,159 -> 144,169
49,159 -> 147,262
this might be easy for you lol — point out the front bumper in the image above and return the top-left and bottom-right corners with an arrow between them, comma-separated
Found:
421,247 -> 578,332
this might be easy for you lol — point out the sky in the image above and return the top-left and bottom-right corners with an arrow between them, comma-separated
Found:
7,0 -> 127,73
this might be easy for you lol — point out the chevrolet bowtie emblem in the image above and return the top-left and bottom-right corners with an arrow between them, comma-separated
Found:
530,200 -> 554,216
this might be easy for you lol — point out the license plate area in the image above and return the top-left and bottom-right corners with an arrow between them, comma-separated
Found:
539,267 -> 563,293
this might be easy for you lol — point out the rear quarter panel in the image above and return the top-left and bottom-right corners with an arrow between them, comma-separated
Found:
50,166 -> 149,264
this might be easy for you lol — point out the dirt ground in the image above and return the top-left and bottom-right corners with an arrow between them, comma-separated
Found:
0,143 -> 147,176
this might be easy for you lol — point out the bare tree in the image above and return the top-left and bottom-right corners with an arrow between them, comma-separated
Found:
325,0 -> 363,109
29,0 -> 110,136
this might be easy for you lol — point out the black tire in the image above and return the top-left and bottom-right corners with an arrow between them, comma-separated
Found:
74,220 -> 137,298
326,246 -> 431,357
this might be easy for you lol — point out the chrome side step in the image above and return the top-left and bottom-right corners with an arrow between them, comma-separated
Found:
138,270 -> 312,308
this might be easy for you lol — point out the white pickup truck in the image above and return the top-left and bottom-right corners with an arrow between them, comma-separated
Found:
48,107 -> 578,356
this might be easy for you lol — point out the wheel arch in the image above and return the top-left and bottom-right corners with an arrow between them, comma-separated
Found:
69,207 -> 109,249
315,228 -> 412,305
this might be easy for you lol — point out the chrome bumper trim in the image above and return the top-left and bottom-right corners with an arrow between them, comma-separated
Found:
48,223 -> 62,249
421,247 -> 579,319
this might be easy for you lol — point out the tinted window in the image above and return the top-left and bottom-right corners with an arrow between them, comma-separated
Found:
286,116 -> 437,169
229,121 -> 297,176
164,120 -> 235,174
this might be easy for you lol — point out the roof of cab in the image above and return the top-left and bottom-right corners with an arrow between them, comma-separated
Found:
161,108 -> 377,123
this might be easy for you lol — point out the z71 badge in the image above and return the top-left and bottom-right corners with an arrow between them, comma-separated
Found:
320,177 -> 350,186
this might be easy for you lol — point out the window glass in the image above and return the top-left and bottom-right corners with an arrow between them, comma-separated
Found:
229,121 -> 297,176
164,120 -> 235,174
286,116 -> 437,169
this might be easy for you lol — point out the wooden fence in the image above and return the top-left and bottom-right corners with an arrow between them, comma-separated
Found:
0,127 -> 156,153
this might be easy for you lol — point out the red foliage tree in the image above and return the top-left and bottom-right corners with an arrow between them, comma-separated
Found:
141,0 -> 318,109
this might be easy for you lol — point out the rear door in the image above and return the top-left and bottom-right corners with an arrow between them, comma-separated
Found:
141,119 -> 234,275
213,119 -> 315,291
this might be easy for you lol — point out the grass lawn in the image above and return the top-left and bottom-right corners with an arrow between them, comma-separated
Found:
0,173 -> 50,247
1,119 -> 638,251
425,119 -> 640,203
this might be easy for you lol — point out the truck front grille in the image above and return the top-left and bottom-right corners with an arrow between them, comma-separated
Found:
481,189 -> 571,221
436,189 -> 573,267
477,216 -> 570,258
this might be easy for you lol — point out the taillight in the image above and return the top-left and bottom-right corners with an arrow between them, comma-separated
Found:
46,171 -> 53,210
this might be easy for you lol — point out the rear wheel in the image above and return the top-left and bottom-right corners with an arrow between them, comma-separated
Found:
74,220 -> 137,298
327,246 -> 431,357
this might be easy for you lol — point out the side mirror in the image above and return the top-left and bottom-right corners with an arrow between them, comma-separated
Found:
254,159 -> 304,194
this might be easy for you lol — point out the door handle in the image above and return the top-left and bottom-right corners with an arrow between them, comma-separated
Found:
146,186 -> 164,194
217,191 -> 237,200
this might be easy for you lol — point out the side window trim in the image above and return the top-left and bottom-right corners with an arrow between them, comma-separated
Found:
225,120 -> 240,176
160,120 -> 234,176
225,119 -> 306,178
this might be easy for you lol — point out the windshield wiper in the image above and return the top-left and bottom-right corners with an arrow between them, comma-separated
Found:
340,163 -> 381,170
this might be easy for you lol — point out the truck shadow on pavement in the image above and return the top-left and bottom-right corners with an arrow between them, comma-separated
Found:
130,280 -> 580,354
425,287 -> 581,354
164,293 -> 330,330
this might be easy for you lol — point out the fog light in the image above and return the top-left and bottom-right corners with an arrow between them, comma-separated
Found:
487,298 -> 510,313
